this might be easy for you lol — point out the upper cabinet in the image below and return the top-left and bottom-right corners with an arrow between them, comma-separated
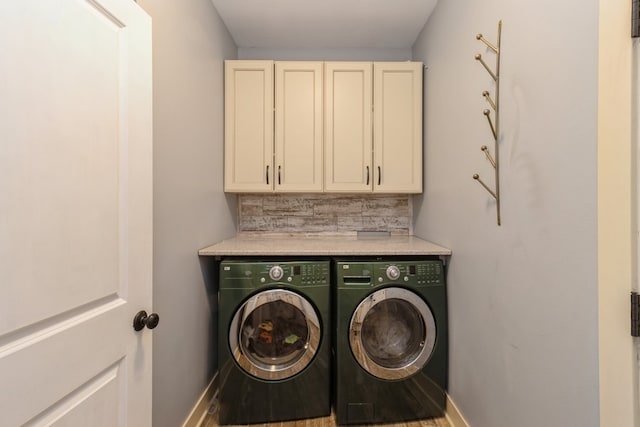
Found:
224,60 -> 422,194
224,60 -> 273,192
325,61 -> 422,193
275,62 -> 324,192
324,62 -> 373,192
224,60 -> 323,192
373,62 -> 423,193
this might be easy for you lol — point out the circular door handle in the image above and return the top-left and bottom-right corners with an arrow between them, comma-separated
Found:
133,310 -> 160,331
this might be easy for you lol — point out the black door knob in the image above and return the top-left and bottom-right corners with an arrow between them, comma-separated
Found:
133,310 -> 160,331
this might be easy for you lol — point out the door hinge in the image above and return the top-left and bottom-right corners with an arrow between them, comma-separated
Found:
632,292 -> 640,336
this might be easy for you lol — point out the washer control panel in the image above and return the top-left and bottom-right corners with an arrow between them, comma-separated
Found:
263,263 -> 329,286
338,260 -> 443,287
221,261 -> 330,288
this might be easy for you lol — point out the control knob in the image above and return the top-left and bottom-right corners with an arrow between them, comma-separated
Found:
269,265 -> 284,281
386,265 -> 401,280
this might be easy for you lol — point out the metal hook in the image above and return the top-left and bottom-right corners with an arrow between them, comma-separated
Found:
483,109 -> 497,140
482,90 -> 496,111
473,174 -> 497,199
476,33 -> 499,53
481,145 -> 496,169
475,54 -> 497,81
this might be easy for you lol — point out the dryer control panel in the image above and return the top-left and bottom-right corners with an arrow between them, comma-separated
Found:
375,262 -> 443,285
338,260 -> 444,287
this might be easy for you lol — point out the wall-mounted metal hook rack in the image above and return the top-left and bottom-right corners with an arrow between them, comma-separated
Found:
473,20 -> 502,226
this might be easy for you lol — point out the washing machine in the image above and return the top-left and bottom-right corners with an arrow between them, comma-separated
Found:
218,259 -> 331,425
333,259 -> 448,424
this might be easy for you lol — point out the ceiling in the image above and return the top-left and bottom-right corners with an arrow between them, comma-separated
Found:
210,0 -> 438,49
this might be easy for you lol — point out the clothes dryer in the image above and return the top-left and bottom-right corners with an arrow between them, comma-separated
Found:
333,259 -> 448,424
218,260 -> 331,425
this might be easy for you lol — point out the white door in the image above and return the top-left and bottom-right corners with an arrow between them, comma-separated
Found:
0,1 -> 153,426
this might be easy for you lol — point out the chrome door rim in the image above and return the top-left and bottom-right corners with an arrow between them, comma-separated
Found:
229,288 -> 321,380
349,287 -> 436,380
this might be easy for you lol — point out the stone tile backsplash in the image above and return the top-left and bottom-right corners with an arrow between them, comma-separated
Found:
237,194 -> 412,235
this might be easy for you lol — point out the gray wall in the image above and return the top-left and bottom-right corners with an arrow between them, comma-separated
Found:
136,1 -> 237,426
238,47 -> 411,61
412,1 -> 599,426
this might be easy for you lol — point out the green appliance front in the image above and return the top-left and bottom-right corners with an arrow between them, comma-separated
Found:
218,260 -> 330,425
334,260 -> 448,424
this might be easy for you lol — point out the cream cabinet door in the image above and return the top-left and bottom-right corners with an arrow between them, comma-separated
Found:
324,62 -> 373,192
373,62 -> 423,193
275,62 -> 323,192
224,60 -> 274,192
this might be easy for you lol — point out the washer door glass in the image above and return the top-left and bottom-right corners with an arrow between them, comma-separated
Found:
350,287 -> 436,380
229,289 -> 321,381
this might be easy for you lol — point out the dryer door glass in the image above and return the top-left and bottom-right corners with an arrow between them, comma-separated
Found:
350,287 -> 436,380
229,289 -> 321,381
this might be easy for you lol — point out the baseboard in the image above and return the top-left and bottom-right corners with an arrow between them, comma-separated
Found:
181,373 -> 218,427
445,394 -> 469,427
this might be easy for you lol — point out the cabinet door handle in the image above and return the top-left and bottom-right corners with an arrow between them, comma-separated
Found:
278,165 -> 281,185
377,166 -> 381,186
366,166 -> 370,185
266,165 -> 269,185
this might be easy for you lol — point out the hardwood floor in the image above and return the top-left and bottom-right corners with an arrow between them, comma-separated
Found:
201,409 -> 451,427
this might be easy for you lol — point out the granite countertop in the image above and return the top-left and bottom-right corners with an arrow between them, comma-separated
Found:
198,234 -> 451,257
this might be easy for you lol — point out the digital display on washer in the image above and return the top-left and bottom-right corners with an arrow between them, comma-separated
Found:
293,266 -> 301,275
409,265 -> 416,275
